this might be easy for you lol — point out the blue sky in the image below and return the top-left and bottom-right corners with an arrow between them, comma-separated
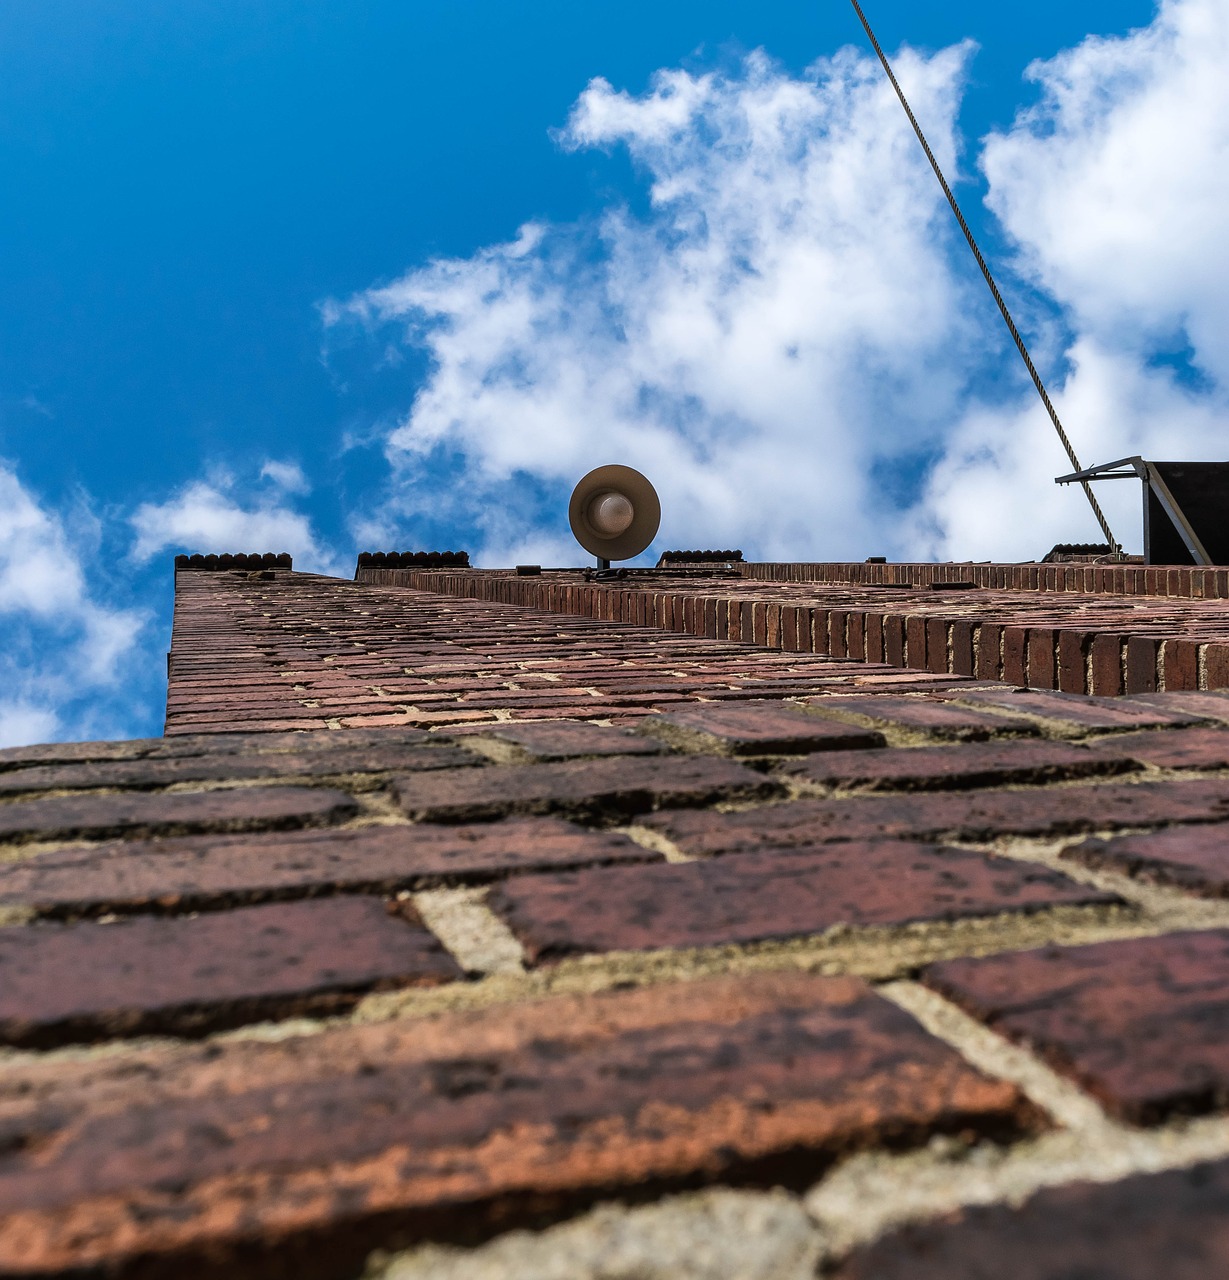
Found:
2,0 -> 1225,745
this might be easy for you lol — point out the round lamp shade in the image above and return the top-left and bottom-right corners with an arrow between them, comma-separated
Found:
568,465 -> 661,561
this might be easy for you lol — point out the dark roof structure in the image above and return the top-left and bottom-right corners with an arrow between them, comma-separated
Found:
2,557 -> 1229,1276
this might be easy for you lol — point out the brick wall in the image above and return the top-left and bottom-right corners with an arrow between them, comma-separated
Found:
3,563 -> 1229,1275
367,565 -> 1229,696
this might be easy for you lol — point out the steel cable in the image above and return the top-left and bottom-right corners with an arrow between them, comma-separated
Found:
849,0 -> 1121,553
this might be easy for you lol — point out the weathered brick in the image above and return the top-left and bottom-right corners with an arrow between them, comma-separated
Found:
1164,639 -> 1201,692
1208,645 -> 1229,690
0,786 -> 358,845
638,702 -> 884,755
1126,636 -> 1159,694
1132,691 -> 1229,724
0,897 -> 461,1047
947,688 -> 1204,735
884,615 -> 905,667
1090,633 -> 1123,696
640,778 -> 1229,853
0,744 -> 482,796
905,615 -> 927,669
457,720 -> 664,763
0,818 -> 653,918
925,618 -> 947,674
1057,629 -> 1088,694
779,740 -> 1137,792
1062,825 -> 1229,898
925,930 -> 1229,1122
0,972 -> 1033,1276
1002,626 -> 1027,685
393,755 -> 776,823
1026,628 -> 1057,690
0,727 -> 434,772
489,843 -> 1115,962
1087,726 -> 1229,771
950,620 -> 974,677
833,1159 -> 1229,1280
975,623 -> 1002,681
801,695 -> 1039,741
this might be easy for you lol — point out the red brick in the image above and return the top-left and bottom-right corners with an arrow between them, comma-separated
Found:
393,755 -> 775,822
1002,626 -> 1027,685
490,843 -> 1115,962
1062,824 -> 1229,898
801,695 -> 1039,741
847,611 -> 866,661
781,604 -> 799,651
947,688 -> 1204,735
833,1159 -> 1229,1280
640,778 -> 1229,853
779,740 -> 1137,792
884,615 -> 905,666
0,897 -> 461,1047
0,786 -> 357,845
1057,629 -> 1088,694
0,819 -> 653,918
950,620 -> 974,677
906,615 -> 927,669
830,610 -> 849,659
1090,633 -> 1124,696
1132,691 -> 1229,723
925,930 -> 1229,1122
0,743 -> 482,796
975,623 -> 1002,681
1126,635 -> 1159,694
457,720 -> 664,762
926,618 -> 948,674
0,972 -> 1033,1275
1208,645 -> 1229,690
638,701 -> 884,755
1164,639 -> 1201,691
1026,628 -> 1057,690
864,612 -> 885,664
1087,726 -> 1229,771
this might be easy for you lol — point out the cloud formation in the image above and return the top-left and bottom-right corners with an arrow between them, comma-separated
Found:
0,464 -> 147,747
130,466 -> 343,575
912,0 -> 1229,557
341,0 -> 1229,565
337,43 -> 994,565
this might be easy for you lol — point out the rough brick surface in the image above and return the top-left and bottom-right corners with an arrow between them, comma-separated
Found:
1088,726 -> 1229,771
0,743 -> 481,795
458,720 -> 665,762
0,785 -> 358,844
393,755 -> 776,823
0,897 -> 461,1046
946,688 -> 1207,734
779,740 -> 1136,792
801,696 -> 1039,740
641,778 -> 1229,853
638,701 -> 884,755
925,930 -> 1229,1122
0,973 -> 1033,1277
488,844 -> 1116,962
1063,825 -> 1229,898
0,818 -> 654,917
833,1159 -> 1229,1280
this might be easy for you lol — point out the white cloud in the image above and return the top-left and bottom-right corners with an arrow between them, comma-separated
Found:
919,0 -> 1229,558
339,2 -> 1229,567
130,477 -> 344,576
259,459 -> 311,495
335,44 -> 992,565
0,464 -> 147,748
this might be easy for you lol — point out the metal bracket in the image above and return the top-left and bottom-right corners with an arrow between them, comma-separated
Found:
1056,457 -> 1213,566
